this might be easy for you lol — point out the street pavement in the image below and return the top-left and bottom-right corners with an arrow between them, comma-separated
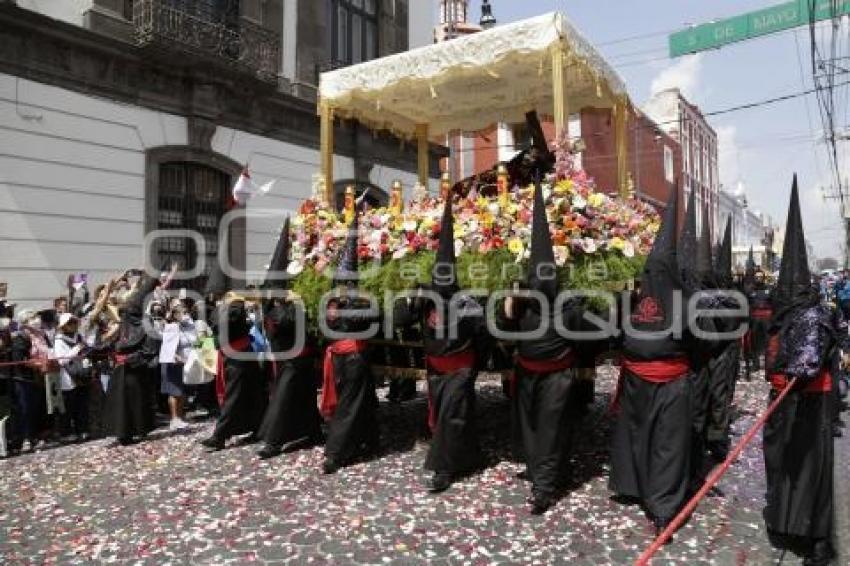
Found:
0,367 -> 824,564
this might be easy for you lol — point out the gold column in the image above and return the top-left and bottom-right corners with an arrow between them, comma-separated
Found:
614,98 -> 629,198
319,102 -> 335,206
552,45 -> 569,137
416,123 -> 430,188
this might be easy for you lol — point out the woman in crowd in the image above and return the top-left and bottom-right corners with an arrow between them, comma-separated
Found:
53,313 -> 89,442
7,310 -> 50,452
105,271 -> 161,445
159,298 -> 196,430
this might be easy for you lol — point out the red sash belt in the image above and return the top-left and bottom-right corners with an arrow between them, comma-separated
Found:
425,350 -> 476,432
769,370 -> 833,393
426,350 -> 476,375
215,336 -> 253,407
610,357 -> 690,414
320,340 -> 367,420
512,352 -> 576,400
740,329 -> 753,352
621,357 -> 690,384
516,352 -> 576,374
765,334 -> 832,392
751,308 -> 773,320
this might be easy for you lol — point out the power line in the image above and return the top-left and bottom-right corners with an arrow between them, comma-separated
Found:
596,28 -> 677,47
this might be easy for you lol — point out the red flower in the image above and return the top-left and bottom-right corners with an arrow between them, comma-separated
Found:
300,200 -> 316,215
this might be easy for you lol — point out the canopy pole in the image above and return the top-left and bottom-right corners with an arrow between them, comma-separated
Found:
416,124 -> 430,188
552,45 -> 569,137
614,98 -> 629,199
320,102 -> 335,206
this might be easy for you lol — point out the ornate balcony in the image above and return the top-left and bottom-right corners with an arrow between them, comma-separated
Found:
133,0 -> 280,82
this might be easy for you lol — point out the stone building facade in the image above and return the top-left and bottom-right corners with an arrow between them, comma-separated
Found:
0,0 -> 439,306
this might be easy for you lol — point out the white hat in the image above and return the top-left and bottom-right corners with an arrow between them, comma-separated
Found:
58,312 -> 77,329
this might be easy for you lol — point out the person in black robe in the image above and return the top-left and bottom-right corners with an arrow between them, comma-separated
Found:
609,184 -> 699,536
256,217 -> 323,459
105,272 -> 159,445
749,266 -> 774,373
762,175 -> 835,565
320,217 -> 380,474
741,246 -> 759,379
199,294 -> 268,451
394,195 -> 486,492
675,189 -> 713,486
501,180 -> 585,514
704,216 -> 744,462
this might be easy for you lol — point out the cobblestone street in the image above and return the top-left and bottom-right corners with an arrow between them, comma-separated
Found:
0,367 -> 826,564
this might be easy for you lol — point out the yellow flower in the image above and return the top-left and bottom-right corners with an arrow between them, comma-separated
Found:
588,193 -> 606,208
508,238 -> 525,256
610,237 -> 625,250
554,179 -> 574,195
453,223 -> 466,238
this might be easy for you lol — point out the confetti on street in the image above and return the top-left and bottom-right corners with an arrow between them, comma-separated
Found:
0,367 -> 799,564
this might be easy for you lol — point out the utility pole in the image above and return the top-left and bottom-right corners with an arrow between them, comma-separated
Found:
821,183 -> 850,268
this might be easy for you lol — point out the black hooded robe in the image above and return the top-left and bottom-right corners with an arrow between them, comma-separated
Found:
395,294 -> 485,476
209,301 -> 268,442
705,219 -> 744,457
322,296 -> 380,465
749,286 -> 773,369
763,304 -> 834,542
762,176 -> 834,556
105,275 -> 159,442
609,186 -> 697,525
257,301 -> 322,449
508,299 -> 586,499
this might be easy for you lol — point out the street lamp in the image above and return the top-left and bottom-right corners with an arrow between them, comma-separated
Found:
480,0 -> 497,29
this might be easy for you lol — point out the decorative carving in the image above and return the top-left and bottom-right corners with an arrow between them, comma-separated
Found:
133,0 -> 281,82
188,116 -> 217,150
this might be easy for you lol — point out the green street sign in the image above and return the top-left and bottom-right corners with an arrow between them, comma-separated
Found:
670,0 -> 850,57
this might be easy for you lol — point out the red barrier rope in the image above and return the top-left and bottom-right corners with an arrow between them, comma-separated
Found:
0,355 -> 89,368
635,377 -> 797,565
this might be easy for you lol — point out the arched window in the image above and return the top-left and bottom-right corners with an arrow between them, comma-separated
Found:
155,162 -> 230,289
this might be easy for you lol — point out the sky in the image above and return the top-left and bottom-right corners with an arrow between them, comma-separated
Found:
455,0 -> 850,260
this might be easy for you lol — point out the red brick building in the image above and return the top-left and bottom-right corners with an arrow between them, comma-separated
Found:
448,108 -> 683,214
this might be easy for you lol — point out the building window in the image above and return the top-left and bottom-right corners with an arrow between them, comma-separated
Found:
156,162 -> 230,289
332,0 -> 379,66
663,145 -> 674,184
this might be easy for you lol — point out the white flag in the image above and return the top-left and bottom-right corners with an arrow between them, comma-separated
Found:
232,166 -> 276,205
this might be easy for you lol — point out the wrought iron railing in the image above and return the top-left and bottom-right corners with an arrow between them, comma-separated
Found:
133,0 -> 280,82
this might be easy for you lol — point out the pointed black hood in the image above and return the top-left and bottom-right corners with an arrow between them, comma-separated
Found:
716,215 -> 733,287
632,183 -> 681,332
744,246 -> 757,288
774,174 -> 814,313
697,204 -> 715,288
527,181 -> 558,300
264,216 -> 291,290
432,194 -> 459,297
677,188 -> 699,293
334,213 -> 360,287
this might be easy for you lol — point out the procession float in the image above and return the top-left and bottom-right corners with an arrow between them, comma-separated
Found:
275,13 -> 661,377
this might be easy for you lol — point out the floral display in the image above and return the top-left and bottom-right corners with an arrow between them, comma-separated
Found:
287,133 -> 659,286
